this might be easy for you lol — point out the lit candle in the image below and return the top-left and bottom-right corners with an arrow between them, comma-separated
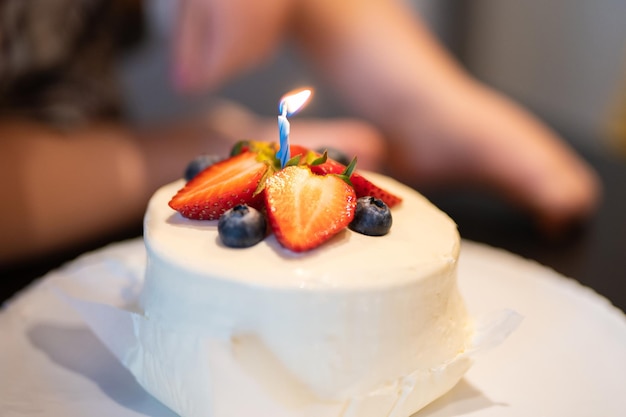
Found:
277,88 -> 312,167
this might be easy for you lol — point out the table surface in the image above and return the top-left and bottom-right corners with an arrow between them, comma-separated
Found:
2,142 -> 625,313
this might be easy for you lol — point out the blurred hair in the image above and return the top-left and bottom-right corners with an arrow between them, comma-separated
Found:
0,0 -> 144,126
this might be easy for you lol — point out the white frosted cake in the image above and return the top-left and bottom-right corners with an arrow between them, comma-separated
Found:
140,168 -> 473,417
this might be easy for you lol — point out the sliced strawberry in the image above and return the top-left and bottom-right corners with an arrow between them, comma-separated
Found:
169,152 -> 268,220
288,144 -> 310,158
349,174 -> 402,207
264,165 -> 356,252
309,157 -> 402,208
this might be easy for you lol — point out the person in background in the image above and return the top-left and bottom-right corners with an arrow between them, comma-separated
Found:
0,0 -> 599,265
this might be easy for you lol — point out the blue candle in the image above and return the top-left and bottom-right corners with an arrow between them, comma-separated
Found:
277,104 -> 290,167
276,88 -> 312,168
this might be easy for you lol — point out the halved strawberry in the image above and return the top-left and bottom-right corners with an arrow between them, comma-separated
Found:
288,144 -> 310,159
308,156 -> 403,208
169,152 -> 268,220
264,165 -> 357,252
349,174 -> 402,207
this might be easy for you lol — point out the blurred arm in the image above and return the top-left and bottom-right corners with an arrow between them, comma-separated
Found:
0,117 -> 233,263
291,0 -> 600,231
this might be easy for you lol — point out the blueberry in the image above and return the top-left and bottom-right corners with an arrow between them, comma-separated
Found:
349,196 -> 392,236
218,205 -> 267,248
315,147 -> 351,166
184,154 -> 223,181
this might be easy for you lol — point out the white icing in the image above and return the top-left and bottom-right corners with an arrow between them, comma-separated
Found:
141,171 -> 473,417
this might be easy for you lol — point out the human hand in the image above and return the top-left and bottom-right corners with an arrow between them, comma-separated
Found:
172,0 -> 291,91
199,89 -> 600,237
384,79 -> 601,235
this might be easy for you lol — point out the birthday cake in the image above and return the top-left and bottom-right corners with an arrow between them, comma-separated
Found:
138,141 -> 474,417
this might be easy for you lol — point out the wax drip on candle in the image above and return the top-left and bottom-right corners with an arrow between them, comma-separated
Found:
276,88 -> 312,168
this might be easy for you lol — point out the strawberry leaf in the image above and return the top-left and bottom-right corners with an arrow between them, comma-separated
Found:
253,161 -> 276,196
285,154 -> 302,167
342,156 -> 358,178
334,173 -> 353,186
334,156 -> 358,186
230,140 -> 250,156
310,150 -> 329,166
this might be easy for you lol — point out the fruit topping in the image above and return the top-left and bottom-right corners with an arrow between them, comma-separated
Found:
289,144 -> 312,160
169,152 -> 268,220
349,196 -> 392,236
184,154 -> 224,181
171,142 -> 401,251
218,204 -> 267,248
350,174 -> 402,208
315,146 -> 351,166
264,165 -> 357,252
307,153 -> 402,208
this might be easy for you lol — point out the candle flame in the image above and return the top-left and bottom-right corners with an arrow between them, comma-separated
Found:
279,88 -> 313,117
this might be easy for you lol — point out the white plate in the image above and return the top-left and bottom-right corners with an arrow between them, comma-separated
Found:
1,239 -> 625,417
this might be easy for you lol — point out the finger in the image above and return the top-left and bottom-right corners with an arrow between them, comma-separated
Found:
172,0 -> 212,90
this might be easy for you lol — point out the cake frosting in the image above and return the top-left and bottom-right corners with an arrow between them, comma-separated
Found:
140,171 -> 473,417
